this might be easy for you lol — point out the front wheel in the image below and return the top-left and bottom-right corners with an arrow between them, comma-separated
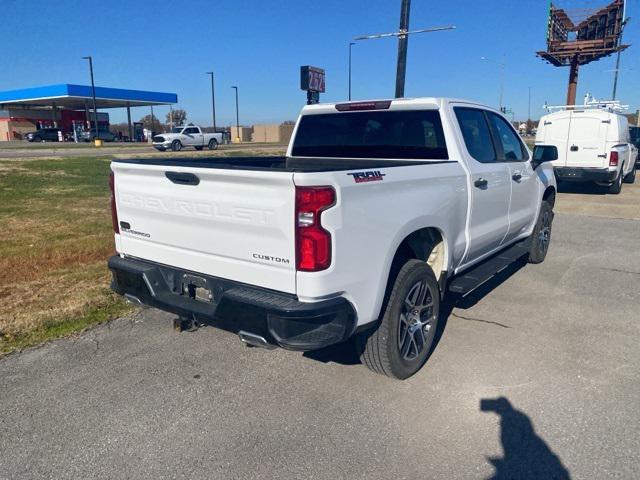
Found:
171,140 -> 182,152
208,139 -> 218,150
356,259 -> 440,380
527,200 -> 554,264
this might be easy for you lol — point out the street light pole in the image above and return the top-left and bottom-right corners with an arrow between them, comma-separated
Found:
528,86 -> 531,121
231,86 -> 240,143
206,72 -> 217,131
82,56 -> 99,134
481,56 -> 506,110
348,42 -> 355,100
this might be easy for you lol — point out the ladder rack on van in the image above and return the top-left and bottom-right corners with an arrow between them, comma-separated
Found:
543,100 -> 629,113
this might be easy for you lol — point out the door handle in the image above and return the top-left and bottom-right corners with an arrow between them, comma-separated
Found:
570,145 -> 579,152
165,171 -> 200,185
512,172 -> 522,182
474,178 -> 488,188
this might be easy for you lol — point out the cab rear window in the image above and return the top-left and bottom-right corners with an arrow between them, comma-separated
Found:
291,110 -> 448,159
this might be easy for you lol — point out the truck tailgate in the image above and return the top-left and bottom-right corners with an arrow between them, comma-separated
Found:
112,162 -> 296,294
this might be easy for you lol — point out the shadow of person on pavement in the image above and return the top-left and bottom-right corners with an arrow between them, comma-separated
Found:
480,397 -> 571,480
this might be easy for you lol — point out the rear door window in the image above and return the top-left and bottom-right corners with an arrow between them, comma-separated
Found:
487,113 -> 528,161
291,110 -> 448,159
454,107 -> 497,163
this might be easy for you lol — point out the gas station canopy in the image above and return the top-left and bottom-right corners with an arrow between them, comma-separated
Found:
0,84 -> 177,110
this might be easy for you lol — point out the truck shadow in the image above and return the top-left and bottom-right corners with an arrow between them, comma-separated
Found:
556,181 -> 608,195
303,258 -> 527,367
480,396 -> 571,479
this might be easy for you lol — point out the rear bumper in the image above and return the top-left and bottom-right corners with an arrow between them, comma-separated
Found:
554,167 -> 617,183
108,255 -> 356,351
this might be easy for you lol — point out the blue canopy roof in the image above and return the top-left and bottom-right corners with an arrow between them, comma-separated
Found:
0,84 -> 177,109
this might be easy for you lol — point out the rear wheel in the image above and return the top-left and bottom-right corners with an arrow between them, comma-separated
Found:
527,200 -> 554,264
208,139 -> 218,150
171,140 -> 182,152
609,169 -> 623,194
356,259 -> 440,380
623,165 -> 636,184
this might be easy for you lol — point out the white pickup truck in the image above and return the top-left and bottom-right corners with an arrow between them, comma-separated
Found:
153,125 -> 223,152
109,98 -> 557,379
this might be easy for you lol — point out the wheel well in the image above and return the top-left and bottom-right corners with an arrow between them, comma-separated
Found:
393,228 -> 446,281
543,186 -> 556,207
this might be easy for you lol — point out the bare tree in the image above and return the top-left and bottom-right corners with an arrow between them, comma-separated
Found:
166,109 -> 187,126
139,115 -> 165,133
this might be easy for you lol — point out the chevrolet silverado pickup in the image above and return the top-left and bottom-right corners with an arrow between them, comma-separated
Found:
108,98 -> 557,379
153,125 -> 223,152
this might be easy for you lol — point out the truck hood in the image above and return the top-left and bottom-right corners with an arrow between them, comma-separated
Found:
152,133 -> 179,142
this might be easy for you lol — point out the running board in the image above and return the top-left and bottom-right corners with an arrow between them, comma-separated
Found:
448,241 -> 530,295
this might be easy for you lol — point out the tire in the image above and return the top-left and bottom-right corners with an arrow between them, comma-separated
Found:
527,200 -> 554,264
33,136 -> 42,143
208,139 -> 218,150
171,140 -> 182,152
194,146 -> 204,151
623,165 -> 636,184
609,169 -> 623,194
356,259 -> 440,380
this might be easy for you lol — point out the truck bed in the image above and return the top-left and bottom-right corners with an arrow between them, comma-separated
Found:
112,156 -> 441,172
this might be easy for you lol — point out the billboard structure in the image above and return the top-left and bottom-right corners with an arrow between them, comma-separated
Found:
537,0 -> 629,105
300,66 -> 325,105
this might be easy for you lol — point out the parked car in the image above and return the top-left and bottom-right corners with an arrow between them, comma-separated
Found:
152,125 -> 223,152
536,106 -> 637,193
81,129 -> 116,142
25,128 -> 62,142
108,97 -> 557,380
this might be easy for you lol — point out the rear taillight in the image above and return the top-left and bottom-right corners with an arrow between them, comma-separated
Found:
109,171 -> 119,233
295,186 -> 335,272
609,151 -> 619,167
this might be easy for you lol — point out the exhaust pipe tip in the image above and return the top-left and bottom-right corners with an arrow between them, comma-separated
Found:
238,331 -> 276,350
124,294 -> 146,307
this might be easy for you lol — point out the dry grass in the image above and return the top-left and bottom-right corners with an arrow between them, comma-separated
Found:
0,157 -> 132,353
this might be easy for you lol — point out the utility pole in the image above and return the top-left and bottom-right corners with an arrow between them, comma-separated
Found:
206,72 -> 217,131
231,86 -> 240,143
353,1 -> 454,98
395,0 -> 411,98
348,42 -> 355,100
82,56 -> 99,134
528,86 -> 531,122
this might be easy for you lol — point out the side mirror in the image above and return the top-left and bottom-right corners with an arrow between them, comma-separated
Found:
532,145 -> 558,170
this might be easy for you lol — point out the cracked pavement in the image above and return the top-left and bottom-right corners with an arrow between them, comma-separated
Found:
1,183 -> 639,479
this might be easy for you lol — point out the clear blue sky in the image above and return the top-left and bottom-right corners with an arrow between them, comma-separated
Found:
1,0 -> 638,125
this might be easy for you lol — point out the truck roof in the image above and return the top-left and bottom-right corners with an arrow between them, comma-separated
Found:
300,97 -> 494,115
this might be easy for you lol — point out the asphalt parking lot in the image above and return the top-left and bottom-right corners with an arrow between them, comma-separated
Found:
1,181 -> 639,480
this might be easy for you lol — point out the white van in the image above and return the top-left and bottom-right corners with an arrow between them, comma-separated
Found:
536,105 -> 637,193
